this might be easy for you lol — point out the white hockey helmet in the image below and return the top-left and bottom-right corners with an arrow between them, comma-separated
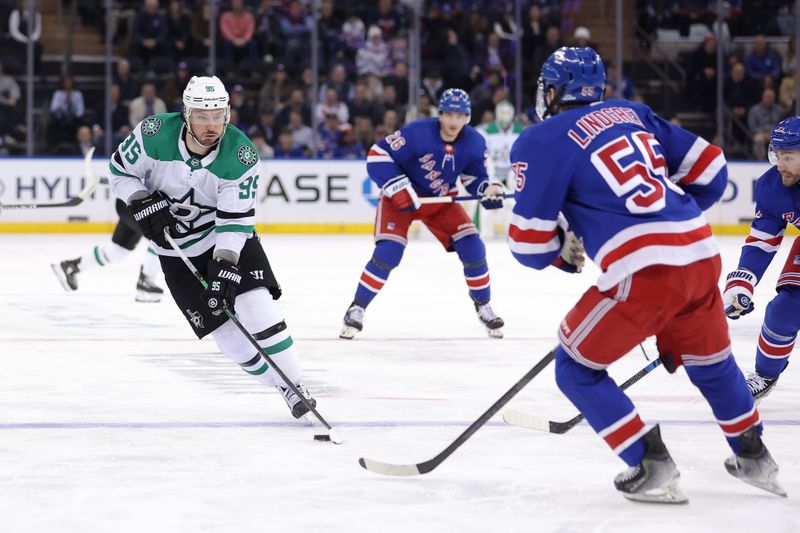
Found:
182,75 -> 230,146
495,100 -> 515,129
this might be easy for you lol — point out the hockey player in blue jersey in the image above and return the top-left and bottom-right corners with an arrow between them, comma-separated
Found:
509,47 -> 785,502
723,116 -> 800,400
339,88 -> 506,339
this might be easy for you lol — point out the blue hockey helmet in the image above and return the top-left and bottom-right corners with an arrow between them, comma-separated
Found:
438,88 -> 472,116
536,47 -> 605,120
769,116 -> 800,164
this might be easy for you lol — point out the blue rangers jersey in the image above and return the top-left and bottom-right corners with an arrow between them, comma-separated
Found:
367,117 -> 490,197
509,98 -> 727,291
732,166 -> 800,289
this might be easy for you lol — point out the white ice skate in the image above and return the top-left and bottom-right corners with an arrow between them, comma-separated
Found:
277,382 -> 317,422
475,302 -> 504,338
340,301 -> 365,339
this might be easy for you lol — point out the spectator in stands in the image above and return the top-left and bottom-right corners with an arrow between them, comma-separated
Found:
353,115 -> 373,149
73,124 -> 96,157
748,88 -> 786,159
49,74 -> 85,139
348,80 -> 381,124
316,87 -> 349,124
8,0 -> 42,72
230,84 -> 258,131
220,0 -> 258,66
288,109 -> 314,153
93,84 -> 131,146
280,0 -> 313,73
275,87 -> 311,133
530,25 -> 561,88
342,7 -> 366,54
384,61 -> 408,104
725,61 -> 760,150
166,0 -> 192,60
686,33 -> 719,111
0,60 -> 21,142
522,3 -> 547,58
381,108 -> 398,133
258,63 -> 292,114
744,35 -> 782,83
572,26 -> 597,50
442,28 -> 472,89
128,81 -> 167,126
160,61 -> 191,112
273,128 -> 305,158
190,1 -> 211,56
248,129 -> 275,159
319,63 -> 353,103
131,0 -> 168,67
357,25 -> 391,77
254,109 -> 277,148
379,84 -> 405,125
255,0 -> 284,64
114,59 -> 141,108
415,92 -> 437,119
779,66 -> 795,112
420,68 -> 444,105
316,113 -> 340,158
318,0 -> 345,71
333,122 -> 365,159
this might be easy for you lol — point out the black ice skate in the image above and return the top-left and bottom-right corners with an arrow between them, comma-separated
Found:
475,302 -> 504,338
745,364 -> 787,401
724,426 -> 787,497
51,258 -> 80,291
613,425 -> 688,504
135,267 -> 164,303
340,301 -> 365,339
277,382 -> 317,420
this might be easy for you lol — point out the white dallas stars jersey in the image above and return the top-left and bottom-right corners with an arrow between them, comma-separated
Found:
108,113 -> 259,258
478,121 -> 524,184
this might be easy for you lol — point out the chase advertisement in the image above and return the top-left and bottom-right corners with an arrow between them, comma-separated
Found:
0,157 -> 773,233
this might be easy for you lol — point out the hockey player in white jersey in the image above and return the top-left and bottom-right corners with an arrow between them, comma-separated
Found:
476,101 -> 522,237
107,75 -> 316,419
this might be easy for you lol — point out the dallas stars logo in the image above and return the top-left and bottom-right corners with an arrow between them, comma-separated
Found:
142,117 -> 162,136
238,145 -> 258,167
168,188 -> 215,233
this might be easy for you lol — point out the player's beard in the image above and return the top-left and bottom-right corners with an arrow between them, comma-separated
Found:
780,171 -> 800,187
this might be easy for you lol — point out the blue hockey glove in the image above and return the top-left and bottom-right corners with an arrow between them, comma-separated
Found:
479,182 -> 505,210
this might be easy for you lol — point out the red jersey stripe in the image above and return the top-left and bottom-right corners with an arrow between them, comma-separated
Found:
680,145 -> 723,185
508,224 -> 558,244
604,414 -> 646,450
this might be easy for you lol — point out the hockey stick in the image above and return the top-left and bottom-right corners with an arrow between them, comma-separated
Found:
358,347 -> 556,476
163,229 -> 342,444
503,357 -> 663,434
0,147 -> 100,211
418,192 -> 515,205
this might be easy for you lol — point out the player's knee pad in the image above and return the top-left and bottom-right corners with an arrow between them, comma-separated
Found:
453,234 -> 487,269
235,287 -> 287,335
372,239 -> 405,271
211,319 -> 253,365
555,346 -> 600,397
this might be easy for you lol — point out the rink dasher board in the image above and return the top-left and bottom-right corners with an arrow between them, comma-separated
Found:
0,158 -> 776,234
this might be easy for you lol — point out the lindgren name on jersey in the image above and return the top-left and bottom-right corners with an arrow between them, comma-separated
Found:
567,106 -> 645,149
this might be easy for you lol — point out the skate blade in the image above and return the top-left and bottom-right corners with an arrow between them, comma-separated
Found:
728,468 -> 788,497
487,327 -> 503,339
622,484 -> 689,504
51,263 -> 74,292
135,291 -> 163,303
339,325 -> 359,339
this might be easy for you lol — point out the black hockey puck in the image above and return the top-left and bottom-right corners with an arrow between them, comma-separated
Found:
313,434 -> 331,441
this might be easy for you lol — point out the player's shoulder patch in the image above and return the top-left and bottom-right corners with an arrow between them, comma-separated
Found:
237,144 -> 258,167
141,116 -> 163,136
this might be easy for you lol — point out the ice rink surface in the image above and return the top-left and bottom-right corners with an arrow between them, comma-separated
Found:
0,233 -> 797,533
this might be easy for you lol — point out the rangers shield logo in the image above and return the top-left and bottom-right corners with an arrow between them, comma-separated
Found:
142,117 -> 162,136
238,145 -> 258,167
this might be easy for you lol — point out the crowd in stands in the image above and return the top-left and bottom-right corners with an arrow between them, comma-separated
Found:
0,0 -> 798,160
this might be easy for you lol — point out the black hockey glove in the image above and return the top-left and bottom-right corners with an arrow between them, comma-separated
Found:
202,259 -> 242,316
130,191 -> 176,248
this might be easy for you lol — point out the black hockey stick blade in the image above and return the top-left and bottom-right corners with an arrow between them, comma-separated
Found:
358,348 -> 556,476
503,357 -> 663,434
0,147 -> 100,211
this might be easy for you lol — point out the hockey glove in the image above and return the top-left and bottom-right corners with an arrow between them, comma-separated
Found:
130,191 -> 176,248
552,228 -> 586,273
383,176 -> 421,212
479,181 -> 505,210
723,269 -> 756,319
202,258 -> 242,316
